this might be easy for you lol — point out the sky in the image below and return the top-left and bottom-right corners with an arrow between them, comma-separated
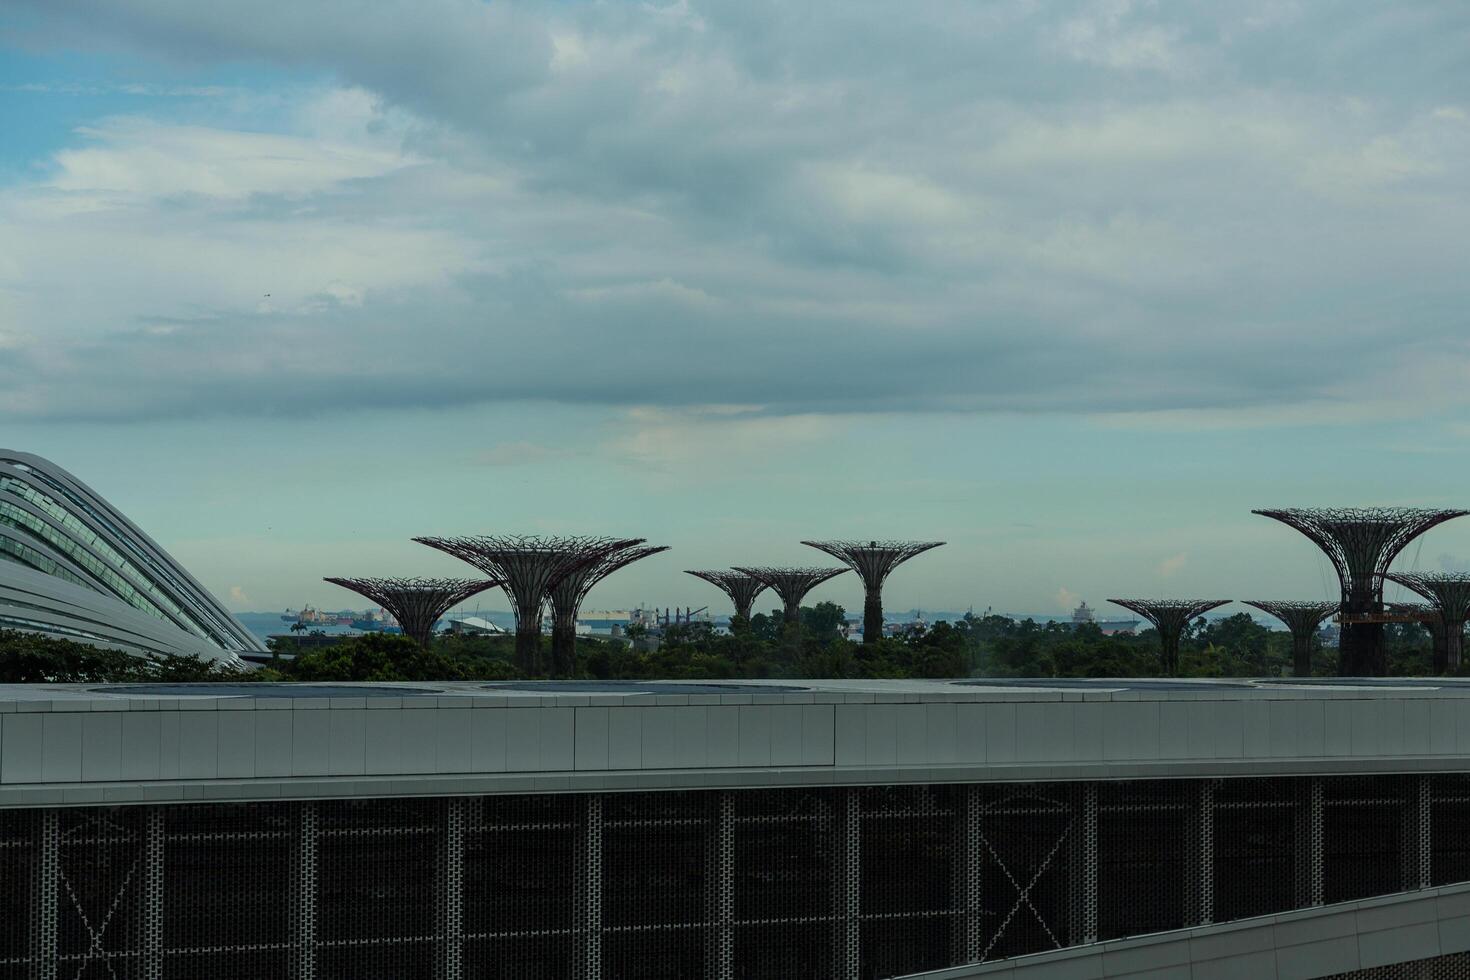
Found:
2,1 -> 1470,619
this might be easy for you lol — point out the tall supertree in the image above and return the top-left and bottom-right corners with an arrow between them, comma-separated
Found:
1387,573 -> 1470,673
1108,599 -> 1230,676
322,577 -> 501,648
684,570 -> 769,632
733,566 -> 849,625
1241,600 -> 1338,678
547,543 -> 669,676
800,540 -> 945,644
1253,508 -> 1467,675
1388,602 -> 1450,674
414,535 -> 637,673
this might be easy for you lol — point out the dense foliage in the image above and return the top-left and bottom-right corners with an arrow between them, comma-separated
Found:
0,608 -> 1451,684
0,629 -> 264,683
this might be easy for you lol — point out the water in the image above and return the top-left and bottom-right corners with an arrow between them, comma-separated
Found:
235,610 -> 517,644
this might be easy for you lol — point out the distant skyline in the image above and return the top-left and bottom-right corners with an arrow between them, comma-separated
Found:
3,3 -> 1469,616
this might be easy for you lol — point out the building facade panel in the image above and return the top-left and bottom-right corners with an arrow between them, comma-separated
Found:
0,773 -> 1464,979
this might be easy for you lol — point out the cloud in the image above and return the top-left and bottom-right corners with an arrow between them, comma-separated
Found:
473,441 -> 578,468
1,3 -> 1469,427
1157,553 -> 1187,578
1055,587 -> 1079,611
227,585 -> 250,605
1053,1 -> 1187,74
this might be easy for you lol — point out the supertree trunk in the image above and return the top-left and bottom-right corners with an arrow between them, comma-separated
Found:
1292,635 -> 1313,678
515,624 -> 543,675
1449,625 -> 1464,673
783,599 -> 801,625
550,619 -> 577,678
1338,622 -> 1383,677
863,590 -> 883,644
1160,635 -> 1180,676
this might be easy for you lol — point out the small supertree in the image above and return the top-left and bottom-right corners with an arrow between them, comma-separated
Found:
1387,602 -> 1450,674
322,577 -> 501,648
547,543 -> 669,676
1241,600 -> 1338,678
414,535 -> 637,673
733,566 -> 849,625
1387,573 -> 1470,673
1108,599 -> 1230,676
684,570 -> 770,632
1253,508 -> 1467,675
800,540 -> 944,644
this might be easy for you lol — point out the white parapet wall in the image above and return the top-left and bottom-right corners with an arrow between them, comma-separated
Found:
3,678 -> 1470,807
898,881 -> 1470,980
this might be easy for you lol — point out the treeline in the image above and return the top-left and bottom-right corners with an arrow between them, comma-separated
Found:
0,608 -> 1451,684
0,629 -> 260,683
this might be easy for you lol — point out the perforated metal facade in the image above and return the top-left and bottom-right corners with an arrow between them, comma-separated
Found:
1325,952 -> 1470,978
0,772 -> 1465,979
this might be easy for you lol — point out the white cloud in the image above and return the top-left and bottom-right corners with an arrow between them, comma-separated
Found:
605,406 -> 844,471
1053,1 -> 1185,74
0,3 -> 1467,432
1157,553 -> 1187,578
50,116 -> 414,201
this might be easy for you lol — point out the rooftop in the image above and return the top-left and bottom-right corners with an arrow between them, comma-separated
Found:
6,676 -> 1470,711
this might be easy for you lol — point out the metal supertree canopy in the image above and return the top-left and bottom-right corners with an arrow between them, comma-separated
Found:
684,570 -> 770,622
1388,572 -> 1470,672
1253,508 -> 1467,675
1252,509 -> 1467,603
1108,599 -> 1230,676
413,535 -> 637,672
801,540 -> 944,644
322,577 -> 501,648
547,543 -> 668,676
1240,600 -> 1338,638
1241,600 -> 1338,678
733,566 -> 849,624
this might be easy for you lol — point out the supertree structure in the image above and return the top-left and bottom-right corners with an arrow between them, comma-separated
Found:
547,543 -> 669,676
800,540 -> 945,644
1387,601 -> 1450,674
1107,599 -> 1230,676
1387,573 -> 1470,673
684,570 -> 770,631
322,577 -> 501,648
733,566 -> 849,625
1253,508 -> 1467,675
1241,600 -> 1338,678
413,535 -> 637,673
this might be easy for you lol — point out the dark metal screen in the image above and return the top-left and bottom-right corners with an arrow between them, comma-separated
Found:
463,793 -> 577,979
1323,951 -> 1470,978
0,772 -> 1464,979
1214,776 -> 1303,921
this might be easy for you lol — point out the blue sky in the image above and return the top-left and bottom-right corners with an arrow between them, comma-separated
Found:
3,2 -> 1470,617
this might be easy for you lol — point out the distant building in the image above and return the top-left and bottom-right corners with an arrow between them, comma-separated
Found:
445,615 -> 508,637
1069,600 -> 1139,635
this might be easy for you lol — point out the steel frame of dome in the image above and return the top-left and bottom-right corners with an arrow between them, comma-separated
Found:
0,451 -> 263,662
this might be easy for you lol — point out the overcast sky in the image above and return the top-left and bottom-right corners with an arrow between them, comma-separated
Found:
3,1 -> 1470,619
